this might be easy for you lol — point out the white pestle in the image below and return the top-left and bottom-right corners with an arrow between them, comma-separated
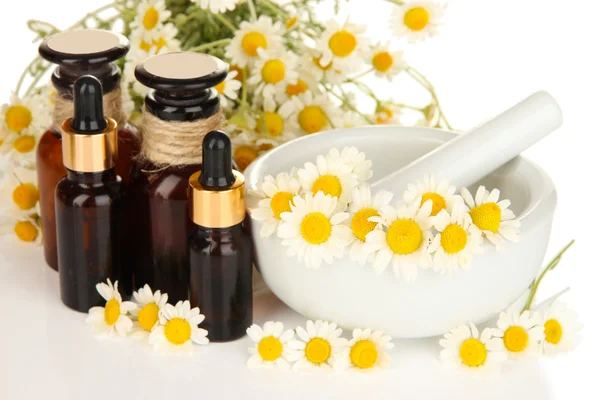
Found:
371,91 -> 563,192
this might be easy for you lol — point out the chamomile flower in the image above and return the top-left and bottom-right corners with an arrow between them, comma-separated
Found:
492,310 -> 544,360
230,130 -> 261,171
280,91 -> 338,135
254,102 -> 299,144
129,22 -> 181,62
277,191 -> 353,269
348,186 -> 394,265
247,321 -> 295,368
429,202 -> 484,273
247,48 -> 299,110
403,174 -> 459,216
300,49 -> 346,84
335,328 -> 394,371
0,214 -> 42,244
130,284 -> 169,337
250,172 -> 301,238
0,165 -> 39,215
86,279 -> 136,337
326,147 -> 373,182
460,186 -> 520,249
390,0 -> 446,43
340,111 -> 368,128
315,19 -> 368,73
540,301 -> 582,355
0,131 -> 39,166
374,103 -> 403,125
287,320 -> 347,371
130,0 -> 172,42
192,0 -> 238,14
366,200 -> 433,281
149,300 -> 209,354
440,322 -> 507,372
214,70 -> 242,109
0,92 -> 49,135
225,16 -> 284,67
297,153 -> 357,208
368,42 -> 405,80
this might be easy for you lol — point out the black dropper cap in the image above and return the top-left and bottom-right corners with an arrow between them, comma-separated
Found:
71,75 -> 108,134
200,131 -> 236,188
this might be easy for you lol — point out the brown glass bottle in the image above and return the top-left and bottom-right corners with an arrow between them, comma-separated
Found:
37,29 -> 140,271
129,52 -> 228,302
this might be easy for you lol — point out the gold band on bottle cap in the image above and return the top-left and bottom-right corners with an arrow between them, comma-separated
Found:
61,117 -> 118,173
189,170 -> 246,228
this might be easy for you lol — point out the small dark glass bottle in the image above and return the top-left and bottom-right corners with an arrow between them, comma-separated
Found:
38,29 -> 140,271
55,76 -> 126,312
188,131 -> 253,342
129,52 -> 228,303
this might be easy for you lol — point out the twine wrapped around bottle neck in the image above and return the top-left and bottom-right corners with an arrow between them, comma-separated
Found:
52,87 -> 126,134
139,108 -> 223,167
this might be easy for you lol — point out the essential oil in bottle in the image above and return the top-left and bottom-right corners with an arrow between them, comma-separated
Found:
188,130 -> 253,342
128,52 -> 228,302
38,29 -> 140,271
55,75 -> 126,312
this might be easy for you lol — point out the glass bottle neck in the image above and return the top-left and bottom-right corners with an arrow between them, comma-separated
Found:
66,169 -> 117,185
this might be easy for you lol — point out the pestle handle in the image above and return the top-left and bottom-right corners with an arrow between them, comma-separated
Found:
372,91 -> 563,192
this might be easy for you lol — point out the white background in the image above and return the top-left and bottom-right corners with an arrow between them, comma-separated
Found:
1,0 -> 599,399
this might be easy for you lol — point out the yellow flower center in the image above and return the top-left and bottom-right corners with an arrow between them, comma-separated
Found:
13,135 -> 36,153
469,202 -> 502,233
459,338 -> 487,367
544,319 -> 563,345
12,183 -> 39,210
256,112 -> 284,137
386,219 -> 422,255
421,192 -> 446,216
270,191 -> 295,220
285,16 -> 298,29
140,36 -> 167,53
503,326 -> 529,352
311,174 -> 342,198
300,212 -> 332,245
403,6 -> 430,31
313,56 -> 333,71
137,303 -> 160,332
440,224 -> 468,254
241,31 -> 267,56
286,79 -> 308,97
376,107 -> 393,124
258,336 -> 283,361
233,145 -> 259,171
372,51 -> 394,72
164,317 -> 192,345
351,208 -> 379,242
350,340 -> 378,369
104,298 -> 120,326
214,80 -> 226,94
5,105 -> 32,132
143,7 -> 159,30
261,59 -> 286,84
298,105 -> 327,134
305,337 -> 331,365
328,30 -> 358,57
13,220 -> 38,242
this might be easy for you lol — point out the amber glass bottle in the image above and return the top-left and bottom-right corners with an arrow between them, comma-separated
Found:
56,76 -> 126,312
129,52 -> 228,302
188,131 -> 253,342
37,29 -> 140,271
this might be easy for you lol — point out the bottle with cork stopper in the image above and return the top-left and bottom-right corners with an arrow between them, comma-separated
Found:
37,29 -> 140,271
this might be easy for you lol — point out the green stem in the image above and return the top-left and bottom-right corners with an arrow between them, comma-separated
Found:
247,0 -> 258,21
187,38 -> 231,52
258,0 -> 288,17
346,78 -> 381,104
241,67 -> 249,106
522,240 -> 575,312
325,84 -> 375,124
213,13 -> 237,33
15,57 -> 41,96
405,66 -> 454,130
383,0 -> 406,6
350,69 -> 374,80
381,101 -> 424,112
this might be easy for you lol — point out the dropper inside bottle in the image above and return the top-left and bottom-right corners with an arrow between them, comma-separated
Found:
71,75 -> 108,134
200,130 -> 236,188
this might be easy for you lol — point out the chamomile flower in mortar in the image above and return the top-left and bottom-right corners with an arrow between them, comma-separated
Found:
297,152 -> 357,208
250,172 -> 301,238
440,322 -> 507,372
335,328 -> 394,371
287,320 -> 347,371
149,300 -> 209,354
0,165 -> 39,216
277,191 -> 353,269
192,0 -> 238,14
130,284 -> 169,337
348,186 -> 394,265
253,102 -> 299,144
0,92 -> 49,135
214,70 -> 242,109
247,321 -> 295,369
368,42 -> 405,80
390,0 -> 446,44
225,16 -> 284,67
0,214 -> 42,244
492,310 -> 544,360
540,301 -> 582,355
460,186 -> 520,249
366,200 -> 433,281
280,91 -> 338,135
429,202 -> 484,273
247,48 -> 299,110
315,19 -> 368,72
326,147 -> 373,182
86,279 -> 136,337
129,0 -> 172,42
403,174 -> 458,216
